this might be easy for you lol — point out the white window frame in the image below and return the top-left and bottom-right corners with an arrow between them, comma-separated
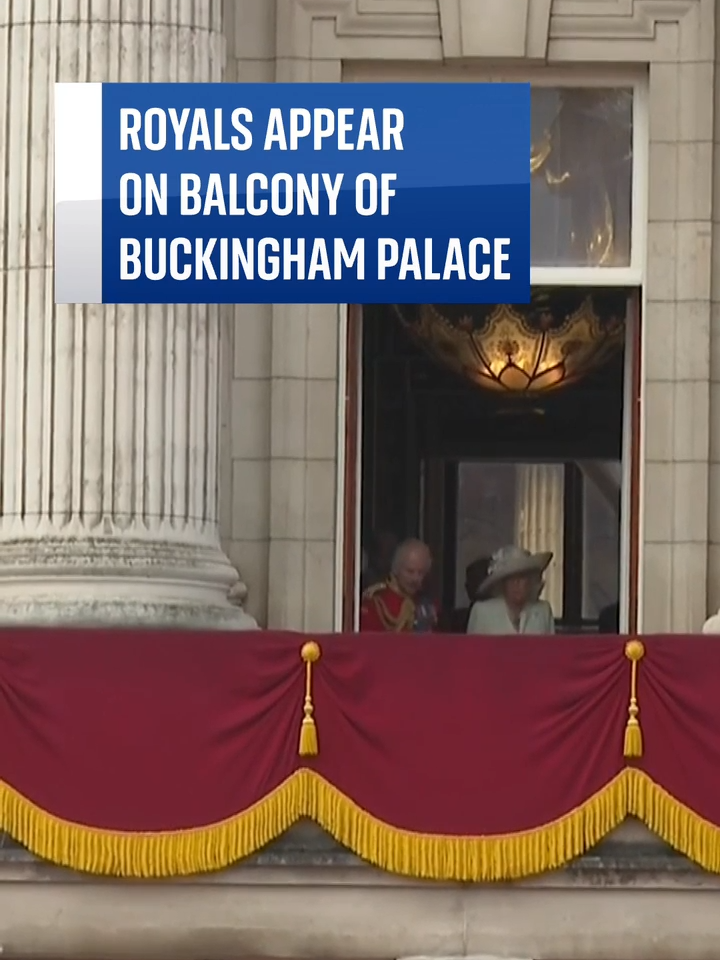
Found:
336,67 -> 648,631
525,70 -> 647,287
344,62 -> 649,287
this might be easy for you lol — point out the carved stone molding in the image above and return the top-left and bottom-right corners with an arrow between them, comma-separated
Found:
295,0 -> 440,46
286,0 -> 707,64
334,0 -> 439,37
551,0 -> 701,40
437,0 -> 553,60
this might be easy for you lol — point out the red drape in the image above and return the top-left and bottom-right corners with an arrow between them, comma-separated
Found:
0,631 -> 627,834
638,636 -> 720,823
308,634 -> 627,833
0,629 -> 716,878
0,630 -> 302,830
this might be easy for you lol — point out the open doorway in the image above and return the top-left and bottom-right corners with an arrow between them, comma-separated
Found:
430,459 -> 622,632
340,291 -> 641,634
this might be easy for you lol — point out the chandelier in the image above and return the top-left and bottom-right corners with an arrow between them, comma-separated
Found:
395,296 -> 625,396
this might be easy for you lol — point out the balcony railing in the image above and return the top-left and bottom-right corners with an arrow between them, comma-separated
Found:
0,630 -> 717,882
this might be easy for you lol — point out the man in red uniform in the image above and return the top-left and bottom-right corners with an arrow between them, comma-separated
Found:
360,539 -> 437,632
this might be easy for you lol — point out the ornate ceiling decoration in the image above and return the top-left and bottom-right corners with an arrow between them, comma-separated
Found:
395,294 -> 626,396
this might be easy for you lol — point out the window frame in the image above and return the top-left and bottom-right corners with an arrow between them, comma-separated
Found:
525,72 -> 647,285
337,68 -> 647,630
344,63 -> 648,284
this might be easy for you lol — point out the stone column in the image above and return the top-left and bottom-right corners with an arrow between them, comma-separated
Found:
515,464 -> 564,615
0,1 -> 255,628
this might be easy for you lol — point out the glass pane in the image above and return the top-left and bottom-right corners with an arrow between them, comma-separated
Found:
531,88 -> 633,268
455,463 -> 517,607
455,462 -> 564,617
580,461 -> 621,620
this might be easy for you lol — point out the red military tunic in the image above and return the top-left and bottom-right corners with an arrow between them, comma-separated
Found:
360,578 -> 438,633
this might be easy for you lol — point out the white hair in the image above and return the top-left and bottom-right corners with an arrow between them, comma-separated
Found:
391,538 -> 430,574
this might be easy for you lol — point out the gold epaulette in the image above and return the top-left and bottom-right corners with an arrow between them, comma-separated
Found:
361,582 -> 414,632
362,581 -> 387,600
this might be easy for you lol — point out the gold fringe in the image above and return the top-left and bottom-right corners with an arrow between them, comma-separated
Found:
303,769 -> 631,881
299,641 -> 321,757
623,639 -> 645,758
626,768 -> 720,874
0,774 -> 304,878
5,766 -> 720,880
0,769 -> 630,881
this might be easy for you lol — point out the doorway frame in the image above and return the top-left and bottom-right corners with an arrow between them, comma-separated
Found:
335,303 -> 363,632
336,294 -> 643,633
334,72 -> 648,633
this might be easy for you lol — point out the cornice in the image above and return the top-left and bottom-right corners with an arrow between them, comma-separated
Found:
551,0 -> 701,40
285,0 -> 707,64
298,0 -> 440,39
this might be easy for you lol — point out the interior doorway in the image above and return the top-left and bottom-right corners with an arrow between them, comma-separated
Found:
341,291 -> 641,634
424,458 -> 621,632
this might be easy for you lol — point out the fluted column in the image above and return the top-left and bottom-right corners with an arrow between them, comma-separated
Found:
515,464 -> 564,616
0,0 -> 256,628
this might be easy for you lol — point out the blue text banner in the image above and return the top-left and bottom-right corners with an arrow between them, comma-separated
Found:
54,82 -> 531,305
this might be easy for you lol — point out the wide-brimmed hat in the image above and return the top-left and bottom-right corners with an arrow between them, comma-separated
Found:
477,545 -> 553,600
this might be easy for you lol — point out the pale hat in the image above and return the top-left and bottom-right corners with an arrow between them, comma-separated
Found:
477,545 -> 553,600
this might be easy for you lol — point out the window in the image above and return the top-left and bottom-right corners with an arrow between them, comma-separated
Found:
531,88 -> 633,269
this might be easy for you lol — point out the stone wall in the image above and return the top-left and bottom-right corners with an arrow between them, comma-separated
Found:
223,0 -> 718,633
223,3 -> 341,629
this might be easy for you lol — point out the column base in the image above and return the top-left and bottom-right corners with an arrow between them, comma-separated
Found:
0,536 -> 258,630
0,598 -> 258,630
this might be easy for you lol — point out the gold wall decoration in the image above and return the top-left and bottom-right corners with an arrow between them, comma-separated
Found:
399,299 -> 624,396
530,89 -> 633,267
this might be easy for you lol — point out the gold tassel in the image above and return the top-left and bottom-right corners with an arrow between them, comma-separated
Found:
623,639 -> 645,759
299,640 -> 321,757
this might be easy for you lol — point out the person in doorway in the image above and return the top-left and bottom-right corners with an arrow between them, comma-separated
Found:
361,530 -> 399,592
466,545 -> 555,635
360,538 -> 438,632
439,556 -> 491,633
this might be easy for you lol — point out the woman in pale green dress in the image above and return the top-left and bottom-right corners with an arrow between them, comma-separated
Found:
466,545 -> 555,635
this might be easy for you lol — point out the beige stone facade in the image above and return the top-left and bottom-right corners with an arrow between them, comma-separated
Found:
221,0 -> 719,636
